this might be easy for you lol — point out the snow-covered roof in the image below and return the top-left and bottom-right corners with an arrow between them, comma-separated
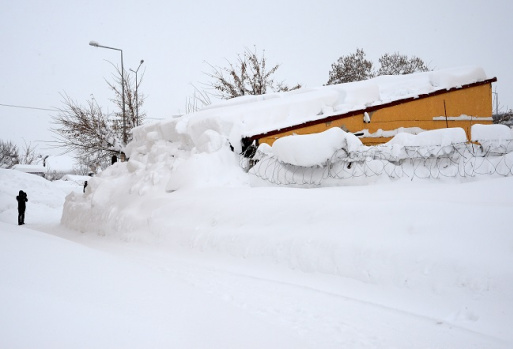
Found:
45,155 -> 75,173
11,155 -> 76,175
131,66 -> 495,154
12,164 -> 46,174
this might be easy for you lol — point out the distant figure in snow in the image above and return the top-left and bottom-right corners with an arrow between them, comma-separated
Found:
16,190 -> 28,225
83,181 -> 88,193
112,155 -> 118,165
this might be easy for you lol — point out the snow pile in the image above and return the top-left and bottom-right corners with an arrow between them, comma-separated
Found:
386,127 -> 468,147
60,174 -> 91,186
429,66 -> 487,89
255,126 -> 512,181
472,123 -> 513,142
0,168 -> 81,225
377,127 -> 469,160
471,124 -> 513,154
271,127 -> 361,167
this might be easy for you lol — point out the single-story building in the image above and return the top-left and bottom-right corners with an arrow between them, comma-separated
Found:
240,66 -> 496,154
12,164 -> 46,177
12,155 -> 77,180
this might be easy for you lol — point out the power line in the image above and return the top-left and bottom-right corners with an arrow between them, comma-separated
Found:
0,103 -> 58,112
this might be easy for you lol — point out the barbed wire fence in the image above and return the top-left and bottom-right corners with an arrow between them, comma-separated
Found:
240,140 -> 513,187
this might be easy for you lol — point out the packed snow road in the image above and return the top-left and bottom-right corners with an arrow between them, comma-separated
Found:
34,223 -> 511,349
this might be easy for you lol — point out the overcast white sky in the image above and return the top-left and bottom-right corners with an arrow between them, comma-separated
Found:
1,0 -> 512,154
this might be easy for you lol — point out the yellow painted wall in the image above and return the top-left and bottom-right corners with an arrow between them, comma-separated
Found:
257,83 -> 493,147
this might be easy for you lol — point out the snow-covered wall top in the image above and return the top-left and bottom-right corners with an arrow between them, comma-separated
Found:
130,66 -> 490,154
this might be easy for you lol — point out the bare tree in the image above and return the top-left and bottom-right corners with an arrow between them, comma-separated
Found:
51,94 -> 121,171
0,140 -> 19,169
326,48 -> 374,85
185,84 -> 212,114
327,49 -> 430,85
18,141 -> 42,165
106,62 -> 146,131
494,109 -> 513,125
205,47 -> 301,100
52,64 -> 144,170
377,52 -> 429,76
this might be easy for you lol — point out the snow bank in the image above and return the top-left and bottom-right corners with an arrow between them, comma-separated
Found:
471,124 -> 513,141
387,127 -> 467,147
0,169 -> 81,225
60,174 -> 91,186
261,126 -> 491,172
270,128 -> 362,167
470,124 -> 513,155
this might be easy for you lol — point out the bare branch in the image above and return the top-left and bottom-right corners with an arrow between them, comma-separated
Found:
51,61 -> 146,171
19,141 -> 42,165
50,93 -> 122,166
0,140 -> 19,169
185,84 -> 212,114
204,47 -> 301,100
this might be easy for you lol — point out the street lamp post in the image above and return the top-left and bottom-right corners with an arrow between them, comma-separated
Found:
130,59 -> 144,127
89,40 -> 127,145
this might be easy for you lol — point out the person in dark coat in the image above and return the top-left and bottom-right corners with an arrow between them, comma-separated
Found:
16,190 -> 28,225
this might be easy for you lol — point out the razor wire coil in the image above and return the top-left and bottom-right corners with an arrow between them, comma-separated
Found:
241,140 -> 513,186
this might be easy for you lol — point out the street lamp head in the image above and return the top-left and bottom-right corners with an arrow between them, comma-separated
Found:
89,41 -> 99,47
130,59 -> 144,73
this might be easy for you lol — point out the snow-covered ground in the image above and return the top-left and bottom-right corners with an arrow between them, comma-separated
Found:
1,151 -> 513,348
1,67 -> 512,348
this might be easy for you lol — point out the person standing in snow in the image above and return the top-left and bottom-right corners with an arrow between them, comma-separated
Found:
16,190 -> 28,225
